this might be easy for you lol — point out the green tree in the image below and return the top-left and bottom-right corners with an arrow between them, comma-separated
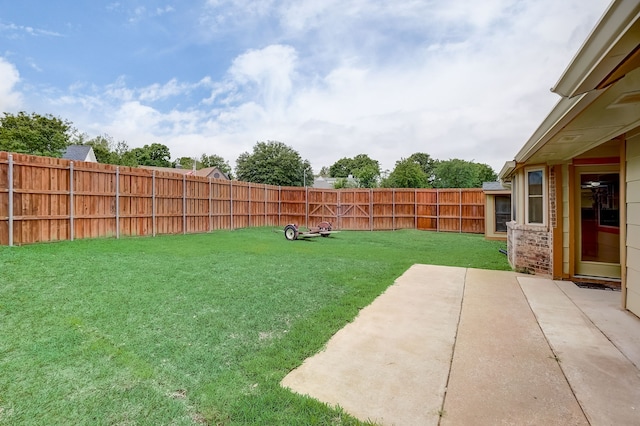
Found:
113,141 -> 137,166
351,154 -> 380,173
328,154 -> 380,187
200,153 -> 232,176
130,143 -> 172,167
0,111 -> 73,157
475,162 -> 498,184
333,177 -> 357,189
353,163 -> 380,188
318,166 -> 330,177
328,157 -> 353,178
432,159 -> 497,188
235,141 -> 312,186
408,152 -> 436,183
383,158 -> 428,188
128,147 -> 147,166
146,143 -> 172,167
174,156 -> 197,170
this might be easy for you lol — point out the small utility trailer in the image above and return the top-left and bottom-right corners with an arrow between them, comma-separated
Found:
283,221 -> 335,241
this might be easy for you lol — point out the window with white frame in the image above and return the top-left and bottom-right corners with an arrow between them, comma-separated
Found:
526,168 -> 545,225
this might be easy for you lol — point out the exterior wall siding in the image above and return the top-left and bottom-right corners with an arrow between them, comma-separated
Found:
562,164 -> 570,276
626,133 -> 640,317
484,192 -> 509,240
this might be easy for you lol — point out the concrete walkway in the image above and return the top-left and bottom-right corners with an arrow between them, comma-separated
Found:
281,265 -> 640,425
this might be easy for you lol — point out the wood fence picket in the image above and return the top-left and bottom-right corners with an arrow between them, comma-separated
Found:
0,152 -> 486,245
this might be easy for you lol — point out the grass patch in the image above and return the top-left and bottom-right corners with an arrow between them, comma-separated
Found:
0,228 -> 509,424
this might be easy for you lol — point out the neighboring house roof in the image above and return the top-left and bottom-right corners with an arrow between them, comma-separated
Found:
139,165 -> 195,175
313,176 -> 358,189
139,165 -> 230,179
313,177 -> 334,189
500,0 -> 640,179
482,182 -> 509,192
195,167 -> 230,180
62,145 -> 97,162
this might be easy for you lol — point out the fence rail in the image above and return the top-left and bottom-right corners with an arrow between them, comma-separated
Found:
0,152 -> 486,246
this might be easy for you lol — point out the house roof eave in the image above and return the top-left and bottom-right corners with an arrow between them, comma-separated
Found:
512,90 -> 601,165
498,161 -> 516,181
552,0 -> 640,98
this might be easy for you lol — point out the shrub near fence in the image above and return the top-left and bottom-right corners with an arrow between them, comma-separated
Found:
0,152 -> 486,246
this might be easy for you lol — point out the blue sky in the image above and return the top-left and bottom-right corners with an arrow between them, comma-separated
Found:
1,0 -> 610,174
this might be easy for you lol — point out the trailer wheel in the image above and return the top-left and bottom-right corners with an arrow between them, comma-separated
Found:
284,225 -> 298,241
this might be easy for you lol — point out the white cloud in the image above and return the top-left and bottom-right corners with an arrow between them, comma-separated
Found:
0,57 -> 22,111
200,0 -> 276,32
156,6 -> 175,16
0,22 -> 63,38
7,0 -> 611,176
103,77 -> 135,102
228,44 -> 297,114
110,101 -> 161,131
138,78 -> 192,102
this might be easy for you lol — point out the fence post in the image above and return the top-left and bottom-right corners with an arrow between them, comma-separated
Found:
69,161 -> 74,241
183,175 -> 187,234
459,188 -> 462,233
392,189 -> 396,230
414,189 -> 418,230
278,186 -> 281,226
116,167 -> 120,239
230,180 -> 234,229
152,171 -> 156,237
367,189 -> 371,231
436,189 -> 440,232
248,182 -> 251,228
209,178 -> 213,232
8,154 -> 13,247
337,190 -> 341,230
305,186 -> 309,228
264,186 -> 267,226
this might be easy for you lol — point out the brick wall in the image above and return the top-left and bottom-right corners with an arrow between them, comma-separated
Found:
506,222 -> 552,276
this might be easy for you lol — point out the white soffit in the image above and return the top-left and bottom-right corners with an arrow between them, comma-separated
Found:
552,0 -> 640,98
519,68 -> 640,165
607,89 -> 640,107
513,91 -> 601,163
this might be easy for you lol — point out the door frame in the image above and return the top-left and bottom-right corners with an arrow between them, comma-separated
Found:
573,164 -> 621,279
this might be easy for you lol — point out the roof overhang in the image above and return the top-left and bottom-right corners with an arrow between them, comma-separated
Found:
552,0 -> 640,98
513,91 -> 601,164
512,0 -> 640,166
498,161 -> 516,181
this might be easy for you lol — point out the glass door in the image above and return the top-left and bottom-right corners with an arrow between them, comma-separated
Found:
575,167 -> 621,278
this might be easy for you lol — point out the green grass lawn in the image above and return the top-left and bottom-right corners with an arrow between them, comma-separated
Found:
0,228 -> 509,425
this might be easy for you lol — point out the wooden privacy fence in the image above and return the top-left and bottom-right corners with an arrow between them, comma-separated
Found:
0,152 -> 486,246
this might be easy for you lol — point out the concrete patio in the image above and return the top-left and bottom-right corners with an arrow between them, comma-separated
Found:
281,265 -> 640,425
